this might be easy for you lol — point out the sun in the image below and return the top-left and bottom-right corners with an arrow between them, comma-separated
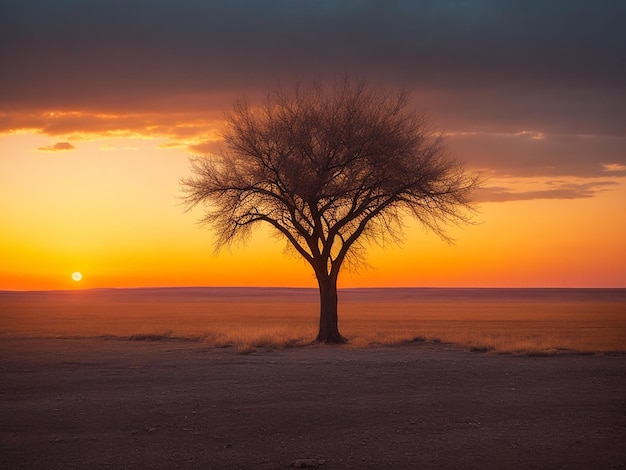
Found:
71,272 -> 83,282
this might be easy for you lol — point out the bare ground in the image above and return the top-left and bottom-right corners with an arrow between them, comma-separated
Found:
1,338 -> 625,469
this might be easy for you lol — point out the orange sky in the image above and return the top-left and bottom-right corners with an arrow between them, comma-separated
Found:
1,1 -> 625,289
1,129 -> 624,290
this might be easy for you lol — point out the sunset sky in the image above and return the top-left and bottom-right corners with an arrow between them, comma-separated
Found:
1,0 -> 625,290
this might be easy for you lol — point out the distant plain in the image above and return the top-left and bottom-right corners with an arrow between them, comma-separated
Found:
1,287 -> 624,354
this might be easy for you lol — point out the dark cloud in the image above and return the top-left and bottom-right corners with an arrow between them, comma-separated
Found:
1,0 -> 625,183
446,132 -> 626,178
476,181 -> 619,203
1,1 -> 624,128
37,141 -> 76,152
419,88 -> 626,137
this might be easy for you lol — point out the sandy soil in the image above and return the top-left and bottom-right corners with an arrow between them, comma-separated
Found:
1,338 -> 625,469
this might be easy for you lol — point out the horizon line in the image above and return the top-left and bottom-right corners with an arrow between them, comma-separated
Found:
2,285 -> 625,294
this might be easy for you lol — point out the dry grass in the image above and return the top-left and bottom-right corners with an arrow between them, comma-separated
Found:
1,289 -> 624,355
197,324 -> 317,353
126,327 -> 317,353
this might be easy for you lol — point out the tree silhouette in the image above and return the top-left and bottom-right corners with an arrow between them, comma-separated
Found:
182,78 -> 478,344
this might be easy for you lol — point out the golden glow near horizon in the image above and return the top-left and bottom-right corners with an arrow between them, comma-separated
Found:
71,272 -> 82,282
1,131 -> 625,290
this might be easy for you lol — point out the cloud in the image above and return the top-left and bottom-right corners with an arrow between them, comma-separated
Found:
4,106 -> 625,184
37,141 -> 76,152
1,111 -> 224,154
1,0 -> 624,193
1,1 -> 624,135
446,132 -> 626,178
602,163 -> 626,173
0,111 -> 223,139
476,180 -> 619,203
188,140 -> 225,155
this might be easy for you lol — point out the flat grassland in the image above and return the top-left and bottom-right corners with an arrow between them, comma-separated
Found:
1,287 -> 624,354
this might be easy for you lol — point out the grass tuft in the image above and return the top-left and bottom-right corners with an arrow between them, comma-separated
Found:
197,324 -> 316,352
127,332 -> 201,342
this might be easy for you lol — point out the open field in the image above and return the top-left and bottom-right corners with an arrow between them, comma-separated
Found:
1,289 -> 625,468
1,287 -> 625,354
1,337 -> 625,469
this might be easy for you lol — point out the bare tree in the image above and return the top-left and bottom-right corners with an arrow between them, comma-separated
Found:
182,78 -> 478,344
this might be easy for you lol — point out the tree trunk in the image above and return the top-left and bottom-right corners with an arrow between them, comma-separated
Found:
315,275 -> 347,344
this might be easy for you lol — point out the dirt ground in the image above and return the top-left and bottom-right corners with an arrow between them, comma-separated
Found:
1,338 -> 625,469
